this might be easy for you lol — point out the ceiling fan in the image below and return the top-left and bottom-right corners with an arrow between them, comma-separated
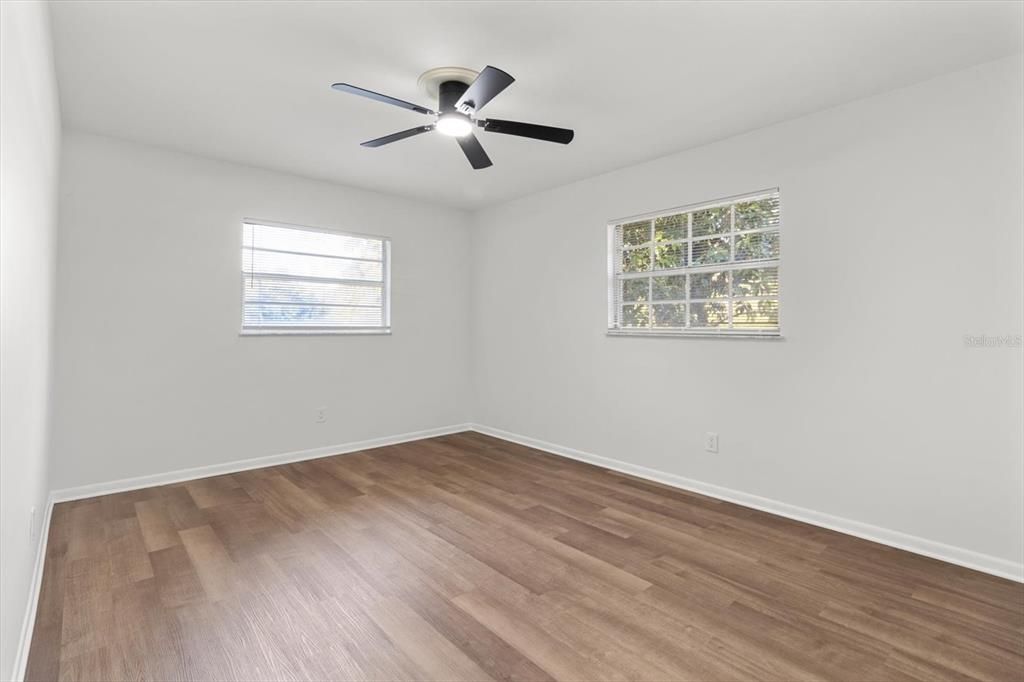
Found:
331,65 -> 574,170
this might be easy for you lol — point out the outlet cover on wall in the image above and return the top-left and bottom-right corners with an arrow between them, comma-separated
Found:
704,432 -> 719,453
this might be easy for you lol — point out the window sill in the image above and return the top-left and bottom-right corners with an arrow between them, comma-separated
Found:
240,328 -> 392,337
607,329 -> 782,340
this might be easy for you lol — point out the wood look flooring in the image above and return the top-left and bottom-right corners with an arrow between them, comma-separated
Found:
25,432 -> 1024,681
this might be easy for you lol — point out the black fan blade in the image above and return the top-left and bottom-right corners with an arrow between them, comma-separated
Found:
456,133 -> 493,169
479,118 -> 574,144
455,66 -> 514,114
361,125 -> 434,148
332,83 -> 435,115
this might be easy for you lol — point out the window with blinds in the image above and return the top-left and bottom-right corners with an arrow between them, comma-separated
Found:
241,221 -> 390,334
607,189 -> 780,336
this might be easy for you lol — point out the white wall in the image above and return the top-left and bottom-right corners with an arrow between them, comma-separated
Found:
471,56 -> 1023,568
51,132 -> 472,491
0,1 -> 61,678
45,54 -> 1023,579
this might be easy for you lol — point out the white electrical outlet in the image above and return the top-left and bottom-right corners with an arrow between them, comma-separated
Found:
315,407 -> 327,423
704,432 -> 719,453
28,506 -> 36,543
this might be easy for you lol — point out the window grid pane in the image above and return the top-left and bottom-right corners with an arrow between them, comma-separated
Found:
609,191 -> 780,334
242,222 -> 390,333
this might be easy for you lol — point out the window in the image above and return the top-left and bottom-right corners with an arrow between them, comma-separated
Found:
607,189 -> 780,336
241,220 -> 390,335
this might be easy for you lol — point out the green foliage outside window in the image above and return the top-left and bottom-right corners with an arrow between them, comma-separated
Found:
613,194 -> 780,332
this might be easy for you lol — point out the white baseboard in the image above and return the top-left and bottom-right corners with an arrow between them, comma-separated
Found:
11,492 -> 54,682
468,423 -> 1024,583
50,423 -> 473,503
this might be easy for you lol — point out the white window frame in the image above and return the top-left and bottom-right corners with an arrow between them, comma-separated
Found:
606,188 -> 782,338
239,218 -> 391,336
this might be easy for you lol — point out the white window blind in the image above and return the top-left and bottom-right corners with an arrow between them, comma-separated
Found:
607,189 -> 780,336
241,220 -> 390,334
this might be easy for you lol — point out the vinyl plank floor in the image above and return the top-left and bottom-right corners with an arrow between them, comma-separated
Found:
25,432 -> 1024,681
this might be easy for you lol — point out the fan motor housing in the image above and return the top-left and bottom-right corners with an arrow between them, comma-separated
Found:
438,80 -> 470,114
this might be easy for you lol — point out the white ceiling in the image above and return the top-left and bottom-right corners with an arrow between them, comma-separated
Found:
49,1 -> 1022,210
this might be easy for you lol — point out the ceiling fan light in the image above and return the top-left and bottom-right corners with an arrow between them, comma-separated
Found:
436,114 -> 473,138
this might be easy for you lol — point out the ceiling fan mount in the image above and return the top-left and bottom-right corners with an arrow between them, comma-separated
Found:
416,66 -> 479,100
332,65 -> 575,170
